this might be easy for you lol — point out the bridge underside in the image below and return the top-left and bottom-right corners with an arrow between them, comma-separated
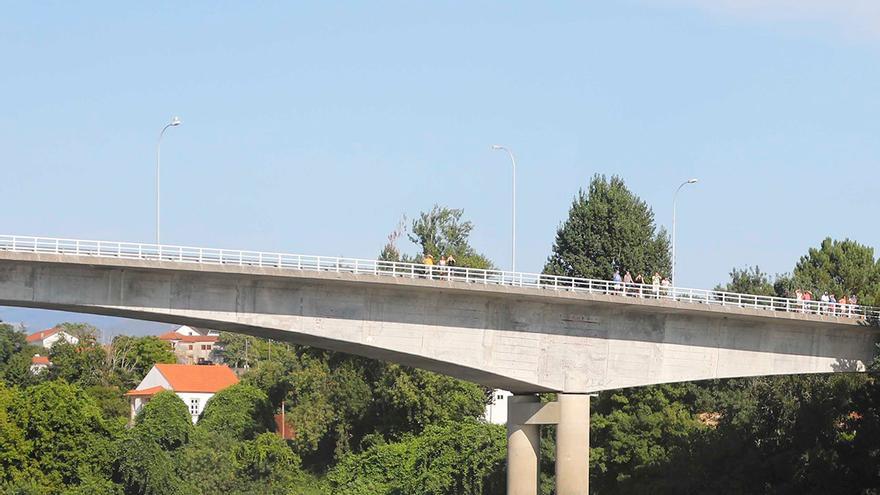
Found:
0,251 -> 876,393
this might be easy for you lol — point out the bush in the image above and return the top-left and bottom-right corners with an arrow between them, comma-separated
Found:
134,390 -> 193,451
198,384 -> 274,440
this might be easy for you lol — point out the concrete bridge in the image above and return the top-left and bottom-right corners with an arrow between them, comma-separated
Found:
0,235 -> 877,495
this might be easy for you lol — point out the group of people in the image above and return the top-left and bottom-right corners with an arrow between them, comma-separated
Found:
795,289 -> 859,316
422,253 -> 457,268
420,253 -> 457,279
612,269 -> 671,297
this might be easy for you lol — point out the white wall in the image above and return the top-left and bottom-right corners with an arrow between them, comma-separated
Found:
137,367 -> 171,390
42,331 -> 78,348
174,325 -> 200,336
176,392 -> 215,423
484,389 -> 512,425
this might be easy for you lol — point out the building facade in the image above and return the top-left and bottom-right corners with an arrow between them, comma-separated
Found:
125,363 -> 239,424
25,327 -> 79,348
158,325 -> 222,365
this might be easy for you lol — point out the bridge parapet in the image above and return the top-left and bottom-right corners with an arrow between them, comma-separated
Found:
1,234 -> 877,324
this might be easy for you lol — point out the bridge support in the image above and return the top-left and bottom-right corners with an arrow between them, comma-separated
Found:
555,394 -> 590,495
507,395 -> 542,495
506,393 -> 591,495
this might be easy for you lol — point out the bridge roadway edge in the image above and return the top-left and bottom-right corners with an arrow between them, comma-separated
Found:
0,251 -> 877,395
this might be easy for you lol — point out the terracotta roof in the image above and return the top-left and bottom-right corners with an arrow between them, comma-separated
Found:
124,385 -> 167,397
155,364 -> 238,393
31,355 -> 50,365
26,327 -> 61,343
157,332 -> 218,343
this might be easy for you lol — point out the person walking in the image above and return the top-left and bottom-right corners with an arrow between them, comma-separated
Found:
838,294 -> 848,317
803,290 -> 813,313
634,273 -> 645,297
652,272 -> 661,298
795,289 -> 803,313
661,276 -> 671,298
820,291 -> 830,315
849,294 -> 858,317
623,271 -> 634,296
612,269 -> 622,295
423,253 -> 434,279
829,293 -> 837,315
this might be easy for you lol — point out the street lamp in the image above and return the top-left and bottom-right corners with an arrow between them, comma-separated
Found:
671,178 -> 698,287
156,116 -> 182,245
490,144 -> 517,272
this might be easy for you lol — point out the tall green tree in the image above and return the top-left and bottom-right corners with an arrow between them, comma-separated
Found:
791,237 -> 880,305
715,266 -> 778,297
48,339 -> 106,387
545,175 -> 670,280
382,205 -> 493,269
0,323 -> 26,367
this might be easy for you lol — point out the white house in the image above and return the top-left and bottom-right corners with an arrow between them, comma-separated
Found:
125,363 -> 239,424
158,325 -> 222,365
167,325 -> 219,337
29,354 -> 51,374
26,327 -> 79,348
484,389 -> 513,425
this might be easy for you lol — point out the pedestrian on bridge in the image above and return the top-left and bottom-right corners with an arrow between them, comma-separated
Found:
623,271 -> 634,296
612,270 -> 622,295
652,272 -> 661,298
634,273 -> 645,297
423,254 -> 434,279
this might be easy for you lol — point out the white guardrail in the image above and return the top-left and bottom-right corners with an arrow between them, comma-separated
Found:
0,234 -> 877,322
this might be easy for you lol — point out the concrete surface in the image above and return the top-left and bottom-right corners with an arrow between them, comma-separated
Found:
0,251 -> 876,393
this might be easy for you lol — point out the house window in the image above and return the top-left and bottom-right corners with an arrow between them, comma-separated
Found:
188,344 -> 193,350
189,398 -> 200,415
497,394 -> 504,400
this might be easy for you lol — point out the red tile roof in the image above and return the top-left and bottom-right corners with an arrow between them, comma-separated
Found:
26,327 -> 61,343
31,355 -> 50,365
155,364 -> 238,393
124,385 -> 167,397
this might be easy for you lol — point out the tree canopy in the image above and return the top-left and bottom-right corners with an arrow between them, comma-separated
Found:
381,205 -> 493,269
791,237 -> 880,305
545,174 -> 670,280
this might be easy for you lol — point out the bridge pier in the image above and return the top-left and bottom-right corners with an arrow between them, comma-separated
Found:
506,393 -> 591,495
507,395 -> 542,495
555,394 -> 590,495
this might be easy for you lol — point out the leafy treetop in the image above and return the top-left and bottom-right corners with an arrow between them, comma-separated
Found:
545,174 -> 671,280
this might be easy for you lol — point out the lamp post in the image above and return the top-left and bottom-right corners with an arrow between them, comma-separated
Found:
490,145 -> 517,273
156,116 -> 182,245
671,178 -> 698,287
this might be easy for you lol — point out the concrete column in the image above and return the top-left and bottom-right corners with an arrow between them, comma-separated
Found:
507,395 -> 541,495
555,394 -> 590,495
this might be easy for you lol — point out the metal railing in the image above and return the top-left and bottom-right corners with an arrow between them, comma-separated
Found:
0,234 -> 877,322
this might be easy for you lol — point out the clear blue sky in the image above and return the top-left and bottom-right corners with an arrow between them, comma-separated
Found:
2,1 -> 879,334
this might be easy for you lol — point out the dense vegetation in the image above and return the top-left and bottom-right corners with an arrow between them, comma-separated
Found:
0,178 -> 878,493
